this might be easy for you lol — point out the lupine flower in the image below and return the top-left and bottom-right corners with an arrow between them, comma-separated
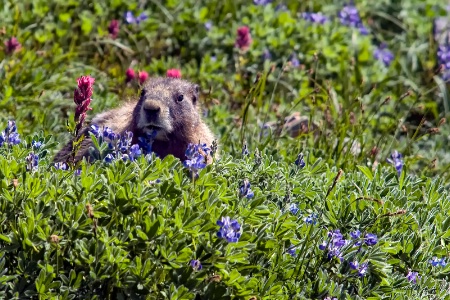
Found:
320,229 -> 348,261
406,270 -> 419,284
235,26 -> 252,51
0,120 -> 21,147
138,71 -> 148,84
26,152 -> 39,172
254,0 -> 272,5
108,20 -> 120,39
338,3 -> 369,35
350,230 -> 361,239
32,140 -> 42,149
295,153 -> 305,168
290,54 -> 300,68
289,203 -> 299,215
387,150 -> 404,176
374,44 -> 394,67
437,44 -> 450,81
125,68 -> 136,83
429,257 -> 447,267
304,213 -> 318,225
90,124 -> 100,137
183,143 -> 208,177
129,144 -> 141,161
364,233 -> 378,246
275,4 -> 287,11
138,130 -> 157,154
190,259 -> 202,271
124,11 -> 147,24
73,76 -> 95,136
239,179 -> 254,199
287,246 -> 297,257
217,216 -> 241,243
4,37 -> 21,54
166,69 -> 182,78
204,21 -> 213,31
54,162 -> 68,170
242,143 -> 249,156
302,12 -> 329,24
350,261 -> 369,277
262,48 -> 271,61
74,169 -> 82,176
104,153 -> 114,163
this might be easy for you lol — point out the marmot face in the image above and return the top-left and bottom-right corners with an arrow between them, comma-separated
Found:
135,78 -> 201,141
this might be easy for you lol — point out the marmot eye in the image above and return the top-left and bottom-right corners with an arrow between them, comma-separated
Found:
177,94 -> 184,102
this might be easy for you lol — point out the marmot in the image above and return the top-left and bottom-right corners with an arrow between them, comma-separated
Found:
53,77 -> 216,164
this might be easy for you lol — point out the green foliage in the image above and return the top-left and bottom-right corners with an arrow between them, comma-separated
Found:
1,0 -> 450,299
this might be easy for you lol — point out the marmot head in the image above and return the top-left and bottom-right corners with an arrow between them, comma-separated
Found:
134,77 -> 201,141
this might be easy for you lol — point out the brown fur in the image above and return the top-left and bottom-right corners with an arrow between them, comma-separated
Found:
53,77 -> 216,163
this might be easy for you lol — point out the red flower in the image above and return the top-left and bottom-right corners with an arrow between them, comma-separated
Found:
125,68 -> 135,83
235,26 -> 252,51
138,71 -> 149,84
108,20 -> 120,39
73,75 -> 95,136
166,69 -> 182,78
4,37 -> 21,54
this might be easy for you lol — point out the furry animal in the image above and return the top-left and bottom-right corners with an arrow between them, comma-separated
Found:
53,77 -> 216,163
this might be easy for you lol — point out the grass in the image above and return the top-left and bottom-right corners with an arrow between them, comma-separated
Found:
1,0 -> 450,299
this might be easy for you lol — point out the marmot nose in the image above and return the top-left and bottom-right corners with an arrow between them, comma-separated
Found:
143,100 -> 161,113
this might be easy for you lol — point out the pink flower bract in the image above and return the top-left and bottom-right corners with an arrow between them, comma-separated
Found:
166,69 -> 182,78
138,71 -> 149,84
108,20 -> 120,39
126,68 -> 136,83
73,75 -> 95,136
235,26 -> 252,51
4,37 -> 21,54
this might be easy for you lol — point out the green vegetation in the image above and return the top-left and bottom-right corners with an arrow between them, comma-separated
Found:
1,0 -> 450,299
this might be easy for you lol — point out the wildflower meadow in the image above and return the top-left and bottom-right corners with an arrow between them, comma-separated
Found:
1,0 -> 450,299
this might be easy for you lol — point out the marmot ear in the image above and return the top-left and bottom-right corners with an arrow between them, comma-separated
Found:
192,84 -> 200,104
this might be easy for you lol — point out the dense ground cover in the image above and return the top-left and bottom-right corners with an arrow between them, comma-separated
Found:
1,0 -> 450,299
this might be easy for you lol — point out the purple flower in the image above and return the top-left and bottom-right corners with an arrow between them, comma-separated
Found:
124,11 -> 147,24
289,203 -> 299,215
350,230 -> 361,239
242,143 -> 249,156
295,153 -> 305,168
374,44 -> 394,67
321,230 -> 348,261
254,0 -> 272,5
364,233 -> 378,246
0,120 -> 21,147
338,3 -> 369,34
387,150 -> 404,176
290,54 -> 300,67
239,179 -> 254,199
204,21 -> 212,31
129,144 -> 141,160
32,140 -> 42,149
437,44 -> 450,81
138,129 -> 157,154
26,152 -> 39,172
287,246 -> 297,257
304,213 -> 318,225
429,257 -> 447,267
302,12 -> 329,24
349,261 -> 369,277
104,153 -> 114,163
406,270 -> 419,284
262,48 -> 271,61
217,216 -> 241,243
190,259 -> 202,271
183,143 -> 208,177
54,162 -> 68,170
